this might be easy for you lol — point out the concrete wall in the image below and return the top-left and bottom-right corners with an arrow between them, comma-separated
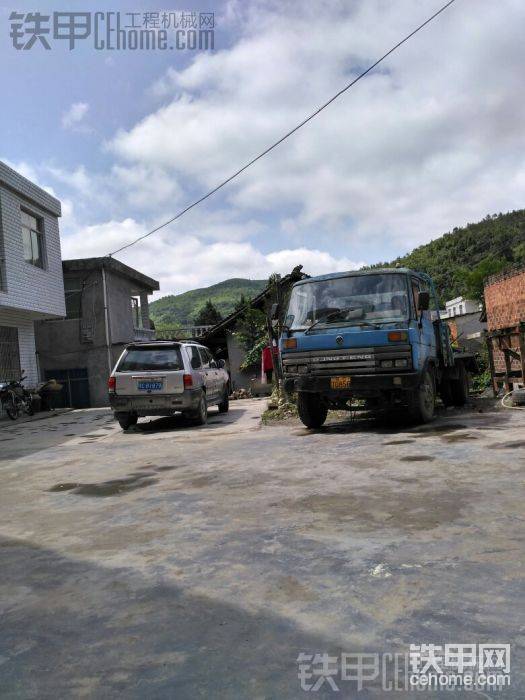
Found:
36,265 -> 154,407
446,312 -> 486,353
0,161 -> 65,319
226,332 -> 258,390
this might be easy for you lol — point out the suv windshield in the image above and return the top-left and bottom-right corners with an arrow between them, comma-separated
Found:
118,347 -> 183,372
286,273 -> 410,330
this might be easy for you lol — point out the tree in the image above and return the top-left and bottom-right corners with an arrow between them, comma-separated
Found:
459,256 -> 507,302
194,300 -> 223,326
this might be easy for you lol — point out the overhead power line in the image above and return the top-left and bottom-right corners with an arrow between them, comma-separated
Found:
108,0 -> 458,257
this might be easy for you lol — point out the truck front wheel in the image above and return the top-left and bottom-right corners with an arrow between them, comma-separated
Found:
410,370 -> 435,424
297,392 -> 328,429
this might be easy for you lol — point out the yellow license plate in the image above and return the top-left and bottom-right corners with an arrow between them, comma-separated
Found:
330,376 -> 351,389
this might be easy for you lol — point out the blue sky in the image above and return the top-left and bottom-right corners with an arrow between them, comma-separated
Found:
1,0 -> 525,297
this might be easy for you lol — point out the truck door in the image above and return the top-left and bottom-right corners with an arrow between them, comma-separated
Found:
411,277 -> 437,371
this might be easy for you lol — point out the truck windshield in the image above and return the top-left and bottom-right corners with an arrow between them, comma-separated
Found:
286,273 -> 410,330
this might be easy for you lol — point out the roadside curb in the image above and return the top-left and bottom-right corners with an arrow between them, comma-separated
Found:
0,408 -> 75,431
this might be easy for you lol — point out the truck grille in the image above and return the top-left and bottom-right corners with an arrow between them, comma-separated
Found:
281,345 -> 412,375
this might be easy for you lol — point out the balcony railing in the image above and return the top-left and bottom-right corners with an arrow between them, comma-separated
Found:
133,327 -> 157,341
155,325 -> 213,340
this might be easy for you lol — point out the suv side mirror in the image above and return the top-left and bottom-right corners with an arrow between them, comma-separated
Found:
216,359 -> 226,369
417,291 -> 430,311
209,360 -> 217,369
191,357 -> 201,370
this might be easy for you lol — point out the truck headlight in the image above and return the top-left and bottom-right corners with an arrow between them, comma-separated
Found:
394,359 -> 408,368
381,360 -> 393,368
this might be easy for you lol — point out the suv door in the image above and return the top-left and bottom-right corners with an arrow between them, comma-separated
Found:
198,347 -> 218,400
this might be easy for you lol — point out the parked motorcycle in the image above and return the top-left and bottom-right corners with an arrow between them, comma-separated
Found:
0,374 -> 34,420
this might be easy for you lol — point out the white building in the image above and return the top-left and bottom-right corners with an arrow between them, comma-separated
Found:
444,296 -> 481,318
0,161 -> 65,387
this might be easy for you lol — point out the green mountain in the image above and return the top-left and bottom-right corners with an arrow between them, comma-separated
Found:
373,209 -> 525,302
150,277 -> 267,327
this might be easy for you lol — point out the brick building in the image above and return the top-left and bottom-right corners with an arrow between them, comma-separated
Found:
484,264 -> 525,391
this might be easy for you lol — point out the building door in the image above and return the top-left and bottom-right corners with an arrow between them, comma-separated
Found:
0,326 -> 21,381
44,368 -> 90,408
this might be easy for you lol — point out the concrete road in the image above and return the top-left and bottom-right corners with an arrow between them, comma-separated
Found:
0,400 -> 523,698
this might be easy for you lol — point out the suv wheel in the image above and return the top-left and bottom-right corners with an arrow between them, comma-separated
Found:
116,412 -> 138,430
189,392 -> 208,426
218,387 -> 229,413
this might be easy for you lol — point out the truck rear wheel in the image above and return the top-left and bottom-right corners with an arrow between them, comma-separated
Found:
410,370 -> 435,424
450,362 -> 469,406
297,392 -> 328,429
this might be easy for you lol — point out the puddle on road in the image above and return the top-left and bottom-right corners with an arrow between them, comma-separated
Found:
383,439 -> 415,445
400,455 -> 435,462
411,423 -> 467,436
136,464 -> 182,473
487,440 -> 525,450
441,433 -> 478,443
48,475 -> 158,497
189,475 -> 218,488
283,488 -> 468,532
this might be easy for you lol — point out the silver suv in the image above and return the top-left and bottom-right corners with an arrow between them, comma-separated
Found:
108,341 -> 230,430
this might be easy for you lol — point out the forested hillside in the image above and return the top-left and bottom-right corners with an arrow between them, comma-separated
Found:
150,278 -> 266,327
374,209 -> 525,302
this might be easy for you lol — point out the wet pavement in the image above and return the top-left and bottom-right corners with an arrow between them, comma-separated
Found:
0,400 -> 523,698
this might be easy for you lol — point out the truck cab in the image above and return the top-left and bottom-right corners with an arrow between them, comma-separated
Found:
279,268 -> 474,428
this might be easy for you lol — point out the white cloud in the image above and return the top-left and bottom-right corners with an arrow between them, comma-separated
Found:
60,217 -> 363,297
13,0 -> 525,298
61,102 -> 90,131
109,0 -> 525,253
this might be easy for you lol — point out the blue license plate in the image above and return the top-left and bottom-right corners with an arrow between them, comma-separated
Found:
137,381 -> 163,391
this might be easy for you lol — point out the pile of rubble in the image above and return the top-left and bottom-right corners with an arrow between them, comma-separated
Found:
230,388 -> 252,400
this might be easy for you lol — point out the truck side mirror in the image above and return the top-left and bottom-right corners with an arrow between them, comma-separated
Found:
270,303 -> 279,320
417,291 -> 430,311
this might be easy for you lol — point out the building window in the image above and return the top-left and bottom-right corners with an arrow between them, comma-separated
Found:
459,303 -> 464,315
131,297 -> 143,329
21,210 -> 44,267
64,277 -> 83,319
0,326 -> 21,381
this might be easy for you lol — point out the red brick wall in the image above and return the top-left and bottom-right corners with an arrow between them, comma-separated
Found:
484,267 -> 525,381
484,267 -> 525,331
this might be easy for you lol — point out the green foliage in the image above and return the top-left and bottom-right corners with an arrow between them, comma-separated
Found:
240,336 -> 267,370
193,300 -> 223,326
471,348 -> 492,393
149,278 -> 267,327
234,299 -> 267,369
457,257 -> 507,303
234,305 -> 266,350
372,210 -> 525,303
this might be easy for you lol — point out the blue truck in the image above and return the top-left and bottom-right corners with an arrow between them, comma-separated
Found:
278,268 -> 477,428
